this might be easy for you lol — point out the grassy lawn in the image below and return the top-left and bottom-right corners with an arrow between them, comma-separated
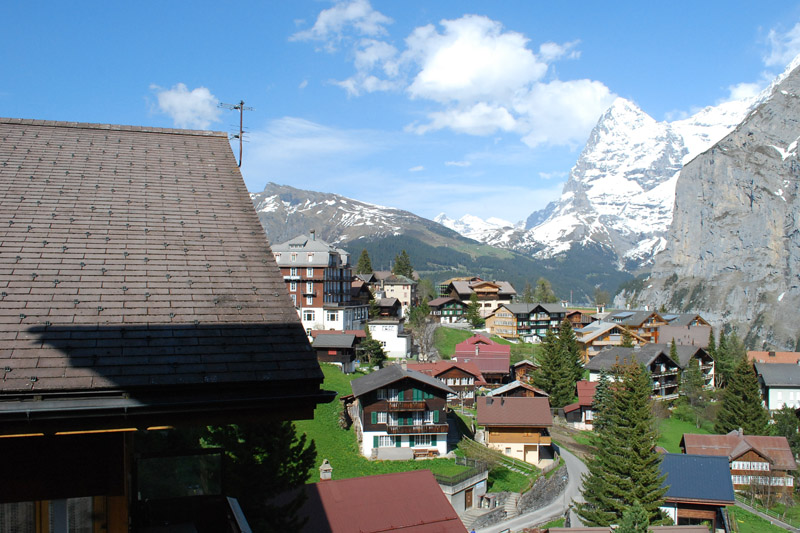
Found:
486,466 -> 533,493
572,431 -> 595,447
729,506 -> 788,533
656,416 -> 713,453
294,364 -> 472,482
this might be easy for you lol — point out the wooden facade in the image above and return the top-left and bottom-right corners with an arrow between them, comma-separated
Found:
730,450 -> 795,495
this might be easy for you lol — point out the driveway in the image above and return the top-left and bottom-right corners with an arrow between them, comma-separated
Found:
476,445 -> 588,533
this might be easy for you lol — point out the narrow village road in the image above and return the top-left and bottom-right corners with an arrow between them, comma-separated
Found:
476,446 -> 588,533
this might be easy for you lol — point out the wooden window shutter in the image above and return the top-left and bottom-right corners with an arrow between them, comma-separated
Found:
395,437 -> 401,448
371,412 -> 377,424
431,435 -> 437,445
373,436 -> 379,448
434,410 -> 439,423
410,435 -> 415,447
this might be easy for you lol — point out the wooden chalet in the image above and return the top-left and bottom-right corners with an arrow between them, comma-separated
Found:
311,331 -> 362,373
659,453 -> 735,529
406,361 -> 485,407
563,380 -> 599,430
487,303 -> 567,342
487,380 -> 549,398
607,310 -> 668,343
659,313 -> 712,347
585,346 -> 683,400
427,296 -> 467,323
681,430 -> 797,495
512,359 -> 539,383
453,334 -> 511,385
575,321 -> 648,361
476,396 -> 553,467
0,118 -> 333,532
443,277 -> 516,318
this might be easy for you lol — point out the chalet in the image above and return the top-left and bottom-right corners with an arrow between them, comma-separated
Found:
565,309 -> 595,329
453,334 -> 511,385
585,346 -> 682,400
373,272 -> 417,316
487,303 -> 567,342
563,380 -> 599,430
476,396 -> 553,467
350,278 -> 373,306
575,321 -> 648,362
659,313 -> 712,347
681,430 -> 797,495
272,468 -> 467,532
443,277 -> 516,318
406,361 -> 485,407
512,359 -> 539,383
487,380 -> 549,398
754,362 -> 800,411
311,332 -> 360,373
350,365 -> 453,459
367,317 -> 411,358
0,118 -> 333,531
376,297 -> 402,317
659,453 -> 735,530
607,310 -> 667,343
427,296 -> 468,323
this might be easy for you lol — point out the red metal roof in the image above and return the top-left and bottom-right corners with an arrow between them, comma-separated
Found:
576,380 -> 598,406
682,431 -> 797,471
747,350 -> 800,364
406,361 -> 486,385
454,334 -> 510,356
477,396 -> 552,427
287,470 -> 467,532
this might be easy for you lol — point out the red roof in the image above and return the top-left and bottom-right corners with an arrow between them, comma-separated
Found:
576,380 -> 598,406
407,361 -> 487,386
454,334 -> 510,356
747,350 -> 800,364
681,431 -> 797,471
284,470 -> 467,532
477,396 -> 552,427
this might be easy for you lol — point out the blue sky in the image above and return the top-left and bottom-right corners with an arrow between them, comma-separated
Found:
3,1 -> 800,223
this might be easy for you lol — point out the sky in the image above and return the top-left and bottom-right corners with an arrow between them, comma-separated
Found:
3,2 -> 800,224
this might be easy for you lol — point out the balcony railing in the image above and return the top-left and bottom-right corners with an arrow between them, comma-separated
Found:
386,400 -> 427,411
386,424 -> 449,435
283,275 -> 301,281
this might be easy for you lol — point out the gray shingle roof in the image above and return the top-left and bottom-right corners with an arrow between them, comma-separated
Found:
660,453 -> 735,504
312,333 -> 357,349
0,118 -> 323,399
350,365 -> 455,397
755,362 -> 800,386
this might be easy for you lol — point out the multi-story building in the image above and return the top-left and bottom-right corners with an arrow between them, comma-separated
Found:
607,310 -> 668,343
441,277 -> 516,318
273,231 -> 368,336
487,303 -> 567,342
350,366 -> 453,459
367,317 -> 411,358
407,361 -> 485,407
476,396 -> 553,467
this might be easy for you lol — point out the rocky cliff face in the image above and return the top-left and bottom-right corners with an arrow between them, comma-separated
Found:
636,62 -> 800,349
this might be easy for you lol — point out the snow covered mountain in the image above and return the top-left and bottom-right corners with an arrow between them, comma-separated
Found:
433,213 -> 519,243
439,87 -> 773,270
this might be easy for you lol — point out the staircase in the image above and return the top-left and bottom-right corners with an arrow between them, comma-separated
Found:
504,493 -> 520,518
460,509 -> 487,530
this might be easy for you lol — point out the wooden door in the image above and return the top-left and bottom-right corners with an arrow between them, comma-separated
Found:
465,488 -> 473,509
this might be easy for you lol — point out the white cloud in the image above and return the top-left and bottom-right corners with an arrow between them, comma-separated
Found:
409,165 -> 424,172
539,171 -> 566,180
765,22 -> 800,68
405,15 -> 547,104
409,102 -> 518,136
445,160 -> 471,167
725,81 -> 763,101
298,80 -> 308,89
248,117 -> 376,163
290,0 -> 392,46
538,40 -> 581,62
150,83 -> 221,130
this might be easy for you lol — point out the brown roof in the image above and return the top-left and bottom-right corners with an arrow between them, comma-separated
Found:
276,470 -> 466,532
748,350 -> 800,364
0,118 -> 329,431
681,431 -> 797,471
477,396 -> 552,427
407,360 -> 486,385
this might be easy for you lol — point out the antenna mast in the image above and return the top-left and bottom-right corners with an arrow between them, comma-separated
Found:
219,100 -> 254,167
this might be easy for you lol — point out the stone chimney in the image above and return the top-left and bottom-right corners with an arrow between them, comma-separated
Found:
310,229 -> 316,241
319,459 -> 332,481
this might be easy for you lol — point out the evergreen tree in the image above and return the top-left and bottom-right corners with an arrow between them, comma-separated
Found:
392,250 -> 414,278
532,277 -> 558,303
773,405 -> 800,458
620,328 -> 635,348
408,300 -> 431,331
520,282 -> 535,303
617,500 -> 650,533
355,249 -> 373,275
534,326 -> 578,408
361,326 -> 387,368
714,330 -> 732,388
681,355 -> 706,409
576,362 -> 667,526
591,369 -> 613,433
416,278 -> 436,302
465,292 -> 483,328
557,319 -> 584,383
714,357 -> 770,435
706,328 -> 717,360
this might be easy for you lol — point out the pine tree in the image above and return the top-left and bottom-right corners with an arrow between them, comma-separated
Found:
621,328 -> 635,348
355,249 -> 373,274
591,369 -> 613,433
534,326 -> 578,408
773,405 -> 800,458
532,277 -> 558,303
617,500 -> 650,533
465,292 -> 483,328
361,326 -> 387,368
520,282 -> 534,303
557,319 -> 584,384
714,357 -> 770,435
715,329 -> 732,388
392,250 -> 413,278
576,362 -> 667,526
706,328 -> 717,360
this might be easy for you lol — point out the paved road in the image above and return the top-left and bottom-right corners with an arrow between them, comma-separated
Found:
476,445 -> 588,533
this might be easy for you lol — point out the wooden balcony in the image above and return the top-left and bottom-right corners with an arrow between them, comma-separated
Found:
386,400 -> 427,411
386,424 -> 449,435
486,431 -> 551,445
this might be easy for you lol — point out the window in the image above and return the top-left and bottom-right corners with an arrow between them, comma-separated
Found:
306,282 -> 314,293
424,410 -> 434,424
303,310 -> 315,322
379,436 -> 394,447
306,296 -> 313,305
275,253 -> 281,261
291,253 -> 297,262
290,294 -> 296,305
290,267 -> 298,276
377,388 -> 387,400
327,311 -> 338,322
376,411 -> 387,423
388,388 -> 400,401
289,282 -> 297,292
415,435 -> 431,447
307,267 -> 314,276
413,412 -> 423,426
307,253 -> 314,262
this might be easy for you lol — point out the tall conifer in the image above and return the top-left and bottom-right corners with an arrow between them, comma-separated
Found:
714,357 -> 770,435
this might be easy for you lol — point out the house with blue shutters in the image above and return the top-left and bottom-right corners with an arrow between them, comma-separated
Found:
351,365 -> 454,460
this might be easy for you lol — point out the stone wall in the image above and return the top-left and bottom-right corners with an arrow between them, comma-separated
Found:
518,465 -> 568,513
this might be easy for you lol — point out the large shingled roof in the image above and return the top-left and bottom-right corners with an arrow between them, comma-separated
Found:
0,118 -> 330,431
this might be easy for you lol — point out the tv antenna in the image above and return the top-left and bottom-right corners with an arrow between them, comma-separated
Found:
219,100 -> 254,167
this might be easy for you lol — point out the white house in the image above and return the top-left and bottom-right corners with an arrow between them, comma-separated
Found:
754,362 -> 800,411
368,317 -> 411,358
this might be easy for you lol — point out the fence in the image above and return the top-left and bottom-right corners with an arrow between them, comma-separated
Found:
433,457 -> 488,487
734,493 -> 800,529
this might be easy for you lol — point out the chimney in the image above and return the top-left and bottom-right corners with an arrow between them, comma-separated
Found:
319,459 -> 332,481
310,229 -> 316,241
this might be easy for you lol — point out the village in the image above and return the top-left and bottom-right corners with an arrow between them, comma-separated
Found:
1,121 -> 798,533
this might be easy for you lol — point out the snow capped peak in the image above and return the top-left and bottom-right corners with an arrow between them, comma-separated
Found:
435,212 -> 520,243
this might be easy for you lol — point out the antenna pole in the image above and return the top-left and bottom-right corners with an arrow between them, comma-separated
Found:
219,100 -> 254,167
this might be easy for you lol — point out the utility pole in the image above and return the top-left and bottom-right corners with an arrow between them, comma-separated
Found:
219,100 -> 254,167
